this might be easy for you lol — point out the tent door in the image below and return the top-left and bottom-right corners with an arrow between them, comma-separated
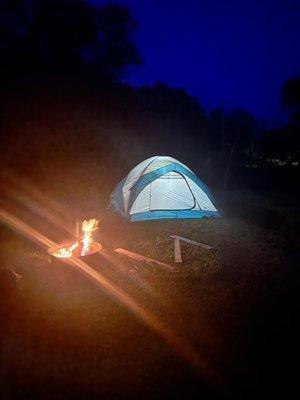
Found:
149,171 -> 196,211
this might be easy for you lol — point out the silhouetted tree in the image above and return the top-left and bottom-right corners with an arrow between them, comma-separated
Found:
209,107 -> 225,152
133,83 -> 212,166
256,76 -> 300,162
221,108 -> 255,189
282,75 -> 300,131
0,0 -> 141,81
276,75 -> 300,160
282,75 -> 300,109
224,109 -> 255,157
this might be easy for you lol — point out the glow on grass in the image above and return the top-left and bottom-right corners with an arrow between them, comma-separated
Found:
0,207 -> 220,386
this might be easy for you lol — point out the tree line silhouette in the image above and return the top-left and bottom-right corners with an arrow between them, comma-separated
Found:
0,0 -> 141,79
0,0 -> 298,196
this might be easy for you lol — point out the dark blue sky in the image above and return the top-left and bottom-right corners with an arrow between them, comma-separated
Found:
105,1 -> 300,123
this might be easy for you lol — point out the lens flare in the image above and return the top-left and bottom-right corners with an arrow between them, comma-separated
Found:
0,205 -> 220,387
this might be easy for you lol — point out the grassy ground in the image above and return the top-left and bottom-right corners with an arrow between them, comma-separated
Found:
0,187 -> 299,399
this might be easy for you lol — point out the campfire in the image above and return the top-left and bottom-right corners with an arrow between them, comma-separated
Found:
48,219 -> 102,259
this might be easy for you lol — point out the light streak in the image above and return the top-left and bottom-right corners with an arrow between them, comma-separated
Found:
0,208 -> 219,385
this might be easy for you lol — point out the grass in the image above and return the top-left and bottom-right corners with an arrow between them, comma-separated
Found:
0,188 -> 299,399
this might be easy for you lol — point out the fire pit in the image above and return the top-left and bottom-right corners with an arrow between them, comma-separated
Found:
48,218 -> 102,261
48,241 -> 102,259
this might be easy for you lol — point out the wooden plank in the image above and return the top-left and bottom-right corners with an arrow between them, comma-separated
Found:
170,235 -> 213,250
114,248 -> 175,271
174,238 -> 182,263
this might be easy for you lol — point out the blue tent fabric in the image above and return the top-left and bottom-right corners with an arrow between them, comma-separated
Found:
108,156 -> 220,222
130,210 -> 220,222
109,177 -> 126,216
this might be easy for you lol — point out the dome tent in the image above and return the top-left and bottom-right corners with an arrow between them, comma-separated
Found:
109,156 -> 220,222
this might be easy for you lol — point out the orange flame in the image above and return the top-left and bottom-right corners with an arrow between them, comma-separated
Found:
51,218 -> 99,258
81,218 -> 99,256
54,241 -> 80,258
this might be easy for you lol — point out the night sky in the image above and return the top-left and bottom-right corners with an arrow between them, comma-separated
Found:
96,1 -> 300,124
